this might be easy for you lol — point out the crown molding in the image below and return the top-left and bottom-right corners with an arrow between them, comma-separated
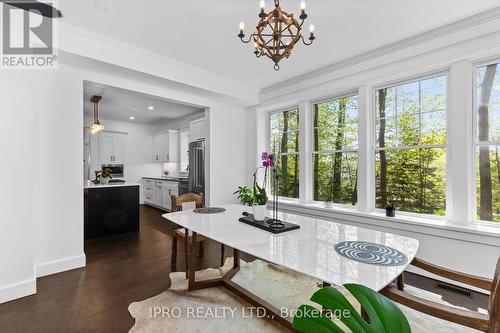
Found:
57,22 -> 259,105
261,6 -> 500,97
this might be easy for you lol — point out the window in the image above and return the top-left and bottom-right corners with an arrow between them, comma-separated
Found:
269,108 -> 299,198
313,95 -> 359,205
475,63 -> 500,223
375,75 -> 447,215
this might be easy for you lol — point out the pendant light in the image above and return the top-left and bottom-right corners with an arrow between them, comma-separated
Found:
89,95 -> 104,134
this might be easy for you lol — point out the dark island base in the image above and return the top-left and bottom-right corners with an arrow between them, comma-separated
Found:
84,185 -> 140,239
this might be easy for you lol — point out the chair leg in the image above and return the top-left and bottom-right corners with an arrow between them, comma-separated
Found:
220,244 -> 225,267
185,239 -> 190,280
198,241 -> 204,258
170,236 -> 178,273
397,273 -> 405,291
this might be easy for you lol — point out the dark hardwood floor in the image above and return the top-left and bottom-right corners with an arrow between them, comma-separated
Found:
0,205 -> 236,333
0,205 -> 488,333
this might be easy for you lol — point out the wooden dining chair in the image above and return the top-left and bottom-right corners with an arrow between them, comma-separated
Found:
170,193 -> 225,279
381,256 -> 499,333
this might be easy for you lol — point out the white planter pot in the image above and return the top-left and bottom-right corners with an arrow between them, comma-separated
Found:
253,204 -> 267,221
100,177 -> 109,185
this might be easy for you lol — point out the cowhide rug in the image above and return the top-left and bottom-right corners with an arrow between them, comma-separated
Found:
128,258 -> 482,333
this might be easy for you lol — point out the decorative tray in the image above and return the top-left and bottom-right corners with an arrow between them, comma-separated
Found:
239,214 -> 300,234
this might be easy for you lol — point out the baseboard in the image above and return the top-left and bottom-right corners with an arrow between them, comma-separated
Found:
0,278 -> 36,304
35,254 -> 86,278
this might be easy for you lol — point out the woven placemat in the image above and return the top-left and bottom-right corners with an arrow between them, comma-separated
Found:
193,207 -> 226,214
334,241 -> 408,266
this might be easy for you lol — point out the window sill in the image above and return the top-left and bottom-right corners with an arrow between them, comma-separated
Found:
270,200 -> 500,246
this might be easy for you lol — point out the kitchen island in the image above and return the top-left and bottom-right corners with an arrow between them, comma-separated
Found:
84,182 -> 140,239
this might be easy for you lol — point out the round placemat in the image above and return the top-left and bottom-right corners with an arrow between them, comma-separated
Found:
334,241 -> 408,266
193,207 -> 226,214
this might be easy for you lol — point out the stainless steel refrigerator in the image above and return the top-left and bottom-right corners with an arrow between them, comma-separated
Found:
188,140 -> 205,195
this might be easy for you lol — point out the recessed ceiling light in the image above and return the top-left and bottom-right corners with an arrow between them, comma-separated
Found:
93,1 -> 110,12
129,116 -> 135,120
148,106 -> 154,110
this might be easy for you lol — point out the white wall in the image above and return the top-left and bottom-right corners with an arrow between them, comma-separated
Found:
206,103 -> 248,206
33,68 -> 86,278
0,72 -> 36,302
0,55 -> 248,302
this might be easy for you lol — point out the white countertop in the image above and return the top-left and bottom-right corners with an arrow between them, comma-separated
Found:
143,176 -> 188,181
163,204 -> 419,291
84,181 -> 140,189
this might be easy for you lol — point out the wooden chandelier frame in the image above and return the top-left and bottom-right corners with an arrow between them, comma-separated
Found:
238,0 -> 315,71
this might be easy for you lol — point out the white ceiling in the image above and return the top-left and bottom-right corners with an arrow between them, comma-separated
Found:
61,0 -> 500,89
83,81 -> 204,125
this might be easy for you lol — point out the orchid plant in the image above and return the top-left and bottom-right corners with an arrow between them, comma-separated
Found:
234,152 -> 275,206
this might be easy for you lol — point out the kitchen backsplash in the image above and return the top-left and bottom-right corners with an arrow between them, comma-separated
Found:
161,162 -> 181,177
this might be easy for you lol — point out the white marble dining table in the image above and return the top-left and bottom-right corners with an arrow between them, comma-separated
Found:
163,204 -> 419,291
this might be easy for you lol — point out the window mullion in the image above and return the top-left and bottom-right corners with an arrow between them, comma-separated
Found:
448,61 -> 473,225
357,85 -> 374,212
299,100 -> 312,204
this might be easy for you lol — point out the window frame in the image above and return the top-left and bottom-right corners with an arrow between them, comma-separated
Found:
266,106 -> 301,200
310,92 -> 360,207
472,58 -> 500,225
260,62 -> 500,228
372,72 -> 450,219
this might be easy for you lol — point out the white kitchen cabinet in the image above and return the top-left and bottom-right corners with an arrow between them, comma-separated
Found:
143,178 -> 179,211
189,118 -> 206,142
179,130 -> 190,172
100,131 -> 126,164
152,130 -> 179,163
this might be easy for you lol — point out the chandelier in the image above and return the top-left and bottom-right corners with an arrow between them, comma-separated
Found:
238,0 -> 316,71
89,95 -> 104,134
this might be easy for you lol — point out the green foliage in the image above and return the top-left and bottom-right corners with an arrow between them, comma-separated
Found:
292,285 -> 411,333
233,186 -> 256,206
253,184 -> 268,205
101,168 -> 113,179
476,64 -> 500,223
270,109 -> 300,198
313,96 -> 359,204
374,77 -> 447,215
476,146 -> 500,222
233,185 -> 268,206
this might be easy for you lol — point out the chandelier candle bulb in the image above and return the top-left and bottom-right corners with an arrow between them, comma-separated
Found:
299,1 -> 307,19
238,22 -> 245,38
260,0 -> 265,10
309,24 -> 315,40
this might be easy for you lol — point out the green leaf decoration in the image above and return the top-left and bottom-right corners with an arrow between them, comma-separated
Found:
293,284 -> 411,333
